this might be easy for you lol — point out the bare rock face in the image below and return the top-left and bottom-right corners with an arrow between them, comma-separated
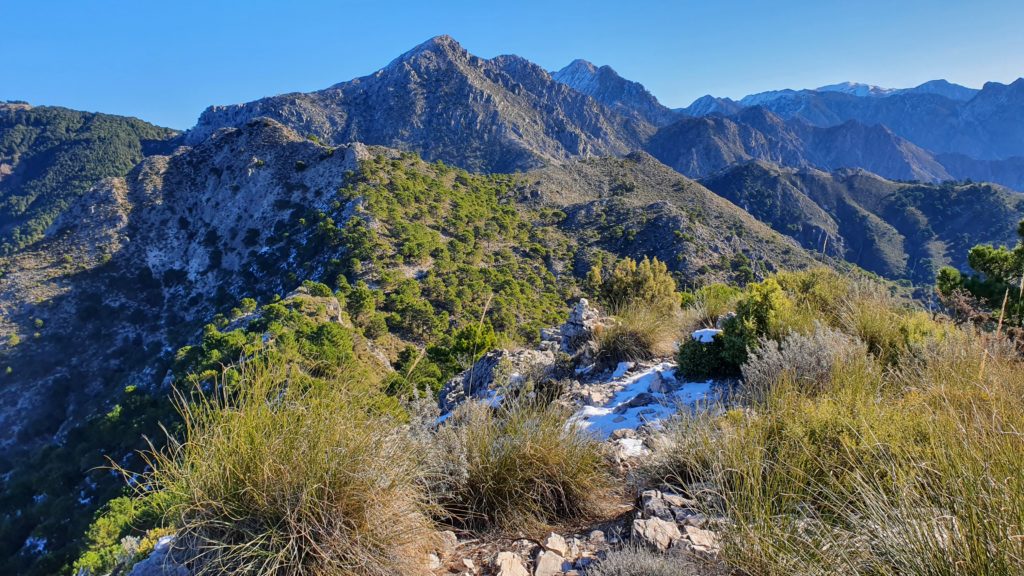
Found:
188,36 -> 654,173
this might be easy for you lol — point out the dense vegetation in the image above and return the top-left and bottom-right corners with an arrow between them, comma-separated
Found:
0,105 -> 176,253
936,219 -> 1024,328
654,267 -> 1024,574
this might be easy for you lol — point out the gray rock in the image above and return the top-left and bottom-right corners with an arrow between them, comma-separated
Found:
631,517 -> 682,552
126,536 -> 188,576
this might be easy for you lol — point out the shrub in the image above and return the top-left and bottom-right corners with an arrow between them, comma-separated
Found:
135,360 -> 436,576
586,546 -> 699,576
740,323 -> 867,402
588,256 -> 678,312
596,304 -> 680,366
675,333 -> 730,380
432,399 -> 613,532
686,283 -> 741,327
677,278 -> 793,379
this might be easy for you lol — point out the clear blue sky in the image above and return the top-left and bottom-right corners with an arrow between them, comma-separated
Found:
3,0 -> 1022,129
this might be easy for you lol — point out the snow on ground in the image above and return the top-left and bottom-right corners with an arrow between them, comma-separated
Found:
571,362 -> 715,440
691,328 -> 722,343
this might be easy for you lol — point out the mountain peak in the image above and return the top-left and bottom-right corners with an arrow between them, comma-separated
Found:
552,59 -> 675,126
552,59 -> 606,94
387,34 -> 470,68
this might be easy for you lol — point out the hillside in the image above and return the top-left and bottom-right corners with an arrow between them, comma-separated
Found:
526,152 -> 819,285
646,107 -> 953,183
0,116 -> 828,574
701,161 -> 1024,281
0,103 -> 178,254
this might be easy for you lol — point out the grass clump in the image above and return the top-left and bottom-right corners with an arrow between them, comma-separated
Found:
433,399 -> 614,533
648,329 -> 1024,575
596,303 -> 681,365
135,359 -> 437,576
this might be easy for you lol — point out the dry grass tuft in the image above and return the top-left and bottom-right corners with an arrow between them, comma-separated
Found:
135,359 -> 437,576
432,399 -> 615,533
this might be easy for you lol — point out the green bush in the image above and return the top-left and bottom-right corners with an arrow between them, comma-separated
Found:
72,493 -> 173,576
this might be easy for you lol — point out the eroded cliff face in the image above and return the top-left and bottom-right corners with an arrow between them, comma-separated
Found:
0,118 -> 370,454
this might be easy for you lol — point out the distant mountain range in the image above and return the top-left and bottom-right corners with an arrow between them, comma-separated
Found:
681,77 -> 1024,163
188,37 -> 1024,192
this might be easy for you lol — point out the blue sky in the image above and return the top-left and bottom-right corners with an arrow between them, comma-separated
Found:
3,0 -> 1022,129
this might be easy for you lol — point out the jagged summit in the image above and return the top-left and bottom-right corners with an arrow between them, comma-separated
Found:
816,81 -> 898,97
380,34 -> 471,71
187,36 -> 653,172
551,58 -> 678,126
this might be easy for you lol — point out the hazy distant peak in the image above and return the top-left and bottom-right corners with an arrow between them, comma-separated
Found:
816,81 -> 898,97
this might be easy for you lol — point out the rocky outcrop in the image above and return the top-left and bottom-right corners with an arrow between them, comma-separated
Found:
438,348 -> 555,413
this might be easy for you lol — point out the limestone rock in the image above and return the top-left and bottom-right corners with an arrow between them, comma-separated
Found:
534,550 -> 567,576
632,517 -> 682,551
541,532 -> 569,557
439,348 -> 554,412
684,525 -> 719,552
126,536 -> 188,576
494,551 -> 530,576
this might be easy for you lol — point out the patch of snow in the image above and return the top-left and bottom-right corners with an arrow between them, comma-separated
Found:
570,362 -> 715,440
611,361 -> 634,379
615,437 -> 650,458
691,328 -> 722,343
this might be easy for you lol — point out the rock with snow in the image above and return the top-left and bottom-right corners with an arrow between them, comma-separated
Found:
439,348 -> 554,413
570,362 -> 714,439
691,328 -> 722,343
126,536 -> 188,576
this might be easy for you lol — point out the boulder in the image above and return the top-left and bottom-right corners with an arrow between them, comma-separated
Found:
534,550 -> 567,576
632,517 -> 682,552
494,551 -> 530,576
